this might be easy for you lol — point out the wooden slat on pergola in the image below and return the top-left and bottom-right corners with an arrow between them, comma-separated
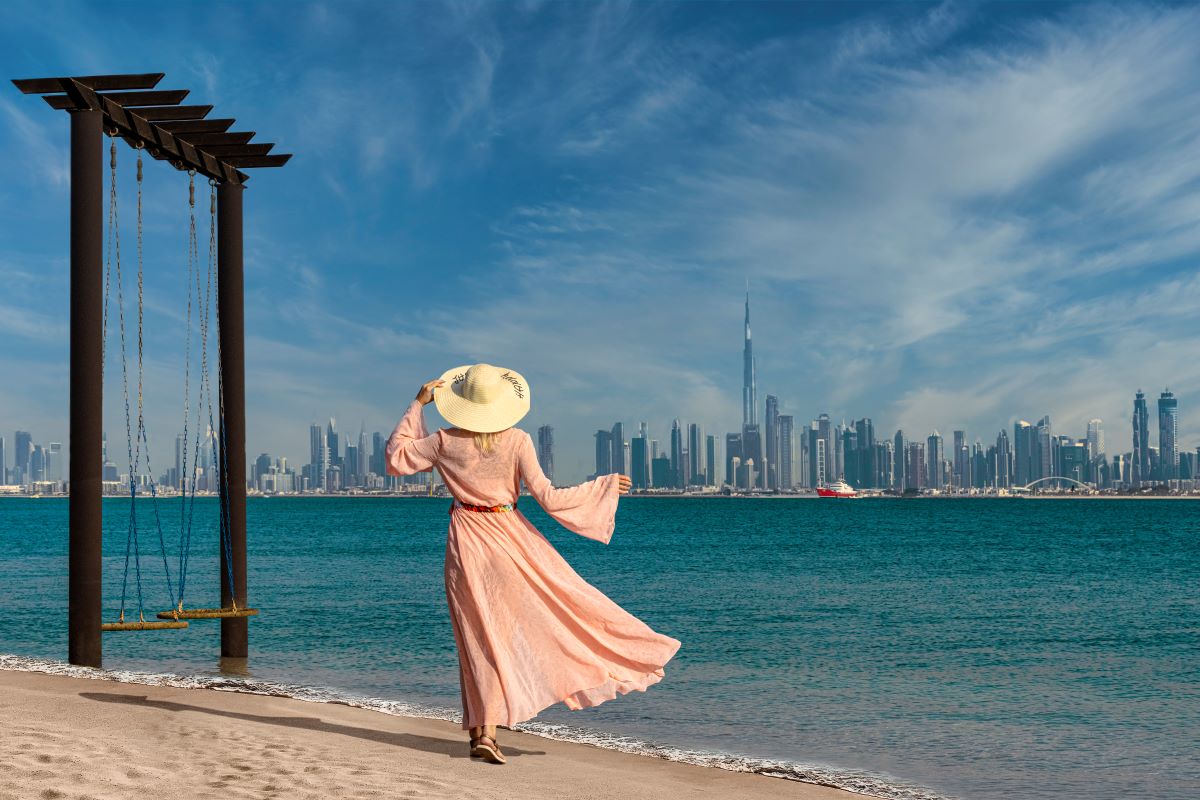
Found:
11,72 -> 291,184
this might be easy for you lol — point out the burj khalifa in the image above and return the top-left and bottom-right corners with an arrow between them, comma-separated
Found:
742,291 -> 756,426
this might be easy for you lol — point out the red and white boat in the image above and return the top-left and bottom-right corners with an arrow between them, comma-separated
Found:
817,480 -> 857,498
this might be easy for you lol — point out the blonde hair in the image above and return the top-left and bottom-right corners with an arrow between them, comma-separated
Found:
474,432 -> 497,455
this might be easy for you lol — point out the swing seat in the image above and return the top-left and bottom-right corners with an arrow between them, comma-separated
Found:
156,607 -> 260,620
101,619 -> 189,632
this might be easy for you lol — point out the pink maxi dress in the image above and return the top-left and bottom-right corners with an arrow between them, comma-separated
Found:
386,400 -> 682,730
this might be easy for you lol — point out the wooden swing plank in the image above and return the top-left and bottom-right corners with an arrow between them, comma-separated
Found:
157,607 -> 260,620
101,620 -> 189,632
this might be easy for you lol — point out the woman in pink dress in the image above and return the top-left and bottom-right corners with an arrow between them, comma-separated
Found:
385,363 -> 681,765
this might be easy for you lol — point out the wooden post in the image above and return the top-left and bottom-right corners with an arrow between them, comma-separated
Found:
217,181 -> 248,659
68,108 -> 104,668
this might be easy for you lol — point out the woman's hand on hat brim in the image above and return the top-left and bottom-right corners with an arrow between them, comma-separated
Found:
416,379 -> 445,406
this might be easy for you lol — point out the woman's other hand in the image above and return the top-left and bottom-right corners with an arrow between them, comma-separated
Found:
616,475 -> 632,495
416,379 -> 444,405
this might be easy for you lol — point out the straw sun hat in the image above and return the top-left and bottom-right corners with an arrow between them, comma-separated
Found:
433,363 -> 531,434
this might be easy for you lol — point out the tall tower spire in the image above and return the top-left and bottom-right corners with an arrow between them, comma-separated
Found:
743,288 -> 756,427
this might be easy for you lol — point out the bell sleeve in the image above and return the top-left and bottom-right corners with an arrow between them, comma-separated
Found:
517,431 -> 621,544
385,400 -> 441,476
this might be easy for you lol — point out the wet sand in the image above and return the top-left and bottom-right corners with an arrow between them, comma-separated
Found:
0,669 -> 866,800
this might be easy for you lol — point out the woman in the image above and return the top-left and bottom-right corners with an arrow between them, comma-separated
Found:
386,363 -> 682,764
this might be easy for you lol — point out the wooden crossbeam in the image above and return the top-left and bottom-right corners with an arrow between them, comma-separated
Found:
11,73 -> 291,182
222,154 -> 292,168
43,89 -> 189,110
12,73 -> 163,94
175,131 -> 255,146
134,104 -> 213,121
158,119 -> 236,134
199,143 -> 275,157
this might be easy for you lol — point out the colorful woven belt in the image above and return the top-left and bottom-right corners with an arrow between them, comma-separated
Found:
450,500 -> 516,514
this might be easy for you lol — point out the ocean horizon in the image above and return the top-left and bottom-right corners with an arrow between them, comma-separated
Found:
1,496 -> 1196,799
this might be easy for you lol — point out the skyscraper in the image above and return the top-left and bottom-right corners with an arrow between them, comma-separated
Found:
687,423 -> 705,486
46,442 -> 62,483
1085,419 -> 1105,462
778,415 -> 794,490
610,422 -> 626,477
1158,390 -> 1178,482
1036,416 -> 1053,481
953,430 -> 967,489
764,395 -> 779,489
995,429 -> 1012,488
0,435 -> 5,484
670,420 -> 684,489
14,430 -> 32,484
927,431 -> 944,489
1132,390 -> 1150,485
893,430 -> 906,490
594,429 -> 613,477
309,423 -> 328,489
358,424 -> 369,482
906,443 -> 925,490
725,432 -> 742,488
537,425 -> 555,484
630,436 -> 648,489
327,419 -> 341,470
706,434 -> 717,487
743,292 -> 756,427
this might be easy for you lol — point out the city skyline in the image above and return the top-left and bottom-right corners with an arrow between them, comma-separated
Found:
4,288 -> 1194,492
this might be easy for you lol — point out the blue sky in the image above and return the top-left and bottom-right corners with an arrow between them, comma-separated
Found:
3,1 -> 1200,482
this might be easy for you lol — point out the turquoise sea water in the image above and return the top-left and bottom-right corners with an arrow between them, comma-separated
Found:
0,497 -> 1196,799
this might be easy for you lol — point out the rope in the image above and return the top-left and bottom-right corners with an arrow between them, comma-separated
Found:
177,171 -> 199,606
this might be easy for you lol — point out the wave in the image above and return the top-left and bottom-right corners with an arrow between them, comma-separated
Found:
1,653 -> 949,800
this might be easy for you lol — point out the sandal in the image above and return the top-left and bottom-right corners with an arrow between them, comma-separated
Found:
470,733 -> 507,765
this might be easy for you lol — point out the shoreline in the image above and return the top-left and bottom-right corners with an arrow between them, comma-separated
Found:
0,655 -> 923,800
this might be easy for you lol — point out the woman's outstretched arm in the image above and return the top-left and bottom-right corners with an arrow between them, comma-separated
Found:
385,379 -> 444,477
517,431 -> 629,543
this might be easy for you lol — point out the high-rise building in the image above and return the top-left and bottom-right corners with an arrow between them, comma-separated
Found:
906,443 -> 925,490
927,431 -> 944,489
687,423 -> 705,486
670,420 -> 684,489
0,435 -> 6,484
764,395 -> 779,489
952,430 -> 966,489
636,422 -> 650,486
537,425 -> 555,484
1086,419 -> 1105,462
651,455 -> 672,489
995,429 -> 1012,488
854,418 -> 875,489
725,432 -> 742,488
778,415 -> 794,489
610,422 -> 626,477
14,430 -> 32,484
741,424 -> 763,489
893,430 -> 906,490
1132,390 -> 1150,485
742,292 -> 756,427
1035,417 -> 1053,481
308,423 -> 329,490
1158,390 -> 1178,482
326,419 -> 341,469
706,434 -> 717,487
594,429 -> 613,477
358,425 -> 369,483
46,442 -> 62,483
371,432 -> 386,478
630,436 -> 648,489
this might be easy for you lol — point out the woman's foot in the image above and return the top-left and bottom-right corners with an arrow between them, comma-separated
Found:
470,733 -> 506,764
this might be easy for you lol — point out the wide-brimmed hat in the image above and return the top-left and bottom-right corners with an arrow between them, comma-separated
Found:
434,363 -> 530,433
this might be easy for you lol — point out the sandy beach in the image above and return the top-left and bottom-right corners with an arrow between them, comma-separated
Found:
0,669 -> 865,800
